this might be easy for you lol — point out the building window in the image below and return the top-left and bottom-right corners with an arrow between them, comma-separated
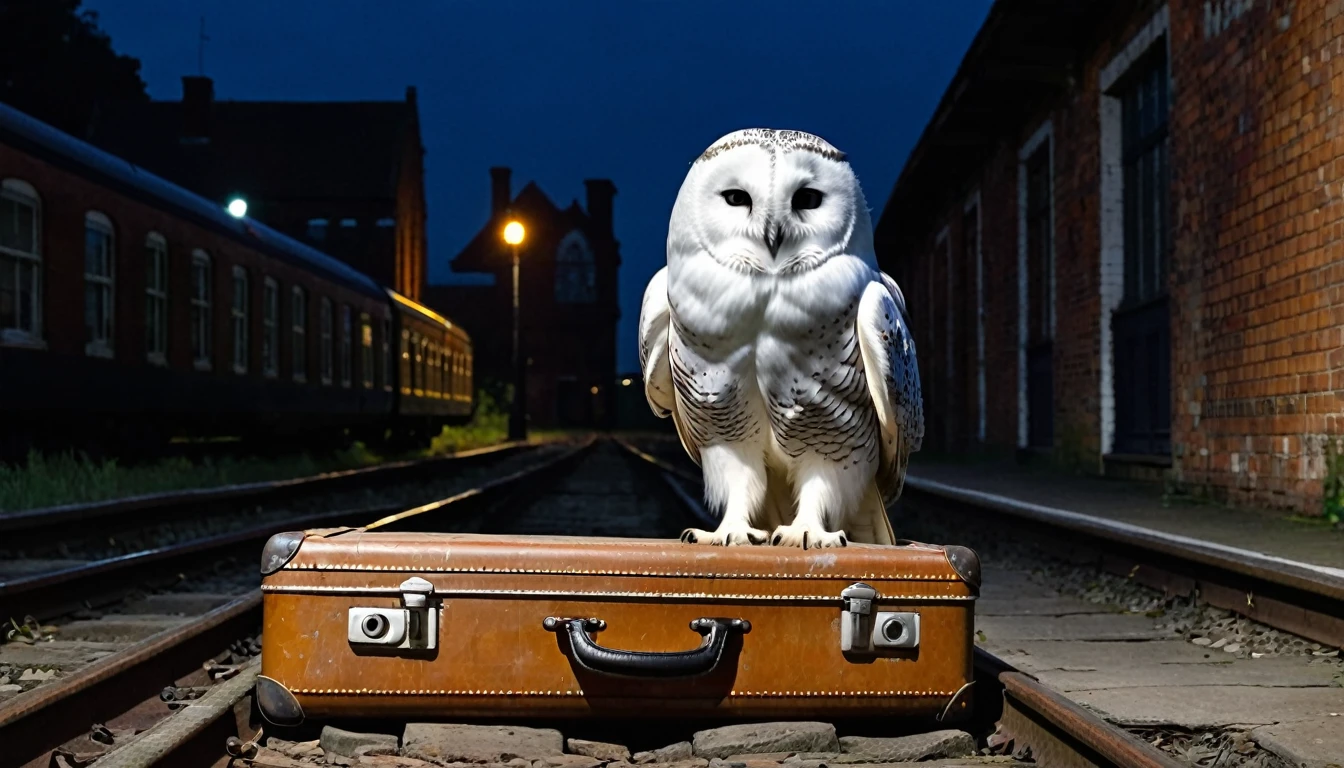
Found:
320,297 -> 333,384
360,313 -> 373,389
231,266 -> 248,374
262,278 -> 279,377
191,249 -> 211,368
292,286 -> 307,382
375,217 -> 395,228
339,218 -> 357,228
1120,47 -> 1170,307
84,211 -> 114,357
0,179 -> 41,341
382,317 -> 392,392
554,231 -> 597,304
307,218 -> 328,242
145,233 -> 168,363
340,304 -> 352,387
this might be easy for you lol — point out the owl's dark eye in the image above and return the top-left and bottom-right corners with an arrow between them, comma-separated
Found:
721,189 -> 751,207
792,188 -> 824,211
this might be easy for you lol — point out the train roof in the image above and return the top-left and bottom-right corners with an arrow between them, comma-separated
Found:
386,288 -> 470,343
0,101 -> 384,298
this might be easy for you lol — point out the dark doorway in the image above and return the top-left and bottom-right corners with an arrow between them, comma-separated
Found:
1025,142 -> 1054,449
1112,43 -> 1172,457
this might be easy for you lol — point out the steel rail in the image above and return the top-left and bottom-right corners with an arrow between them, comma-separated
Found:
901,476 -> 1344,648
0,438 -> 598,768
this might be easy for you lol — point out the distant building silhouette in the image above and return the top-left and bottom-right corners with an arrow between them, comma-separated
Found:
424,168 -> 620,430
85,76 -> 428,303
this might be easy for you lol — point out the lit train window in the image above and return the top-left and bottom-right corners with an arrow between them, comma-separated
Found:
340,304 -> 352,387
190,250 -> 211,369
0,179 -> 41,340
262,278 -> 279,377
382,316 -> 392,392
400,328 -> 411,395
319,298 -> 333,384
83,211 -> 115,357
360,313 -> 373,389
145,233 -> 168,363
231,266 -> 249,374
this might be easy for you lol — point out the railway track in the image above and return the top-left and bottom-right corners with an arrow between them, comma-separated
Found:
12,432 -> 1305,767
0,439 -> 582,768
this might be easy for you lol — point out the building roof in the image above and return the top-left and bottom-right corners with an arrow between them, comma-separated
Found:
873,0 -> 1117,252
0,99 -> 384,297
450,181 -> 579,275
87,90 -> 418,204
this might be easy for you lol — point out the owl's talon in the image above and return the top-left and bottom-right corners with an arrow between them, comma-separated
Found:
679,525 -> 769,546
771,524 -> 849,549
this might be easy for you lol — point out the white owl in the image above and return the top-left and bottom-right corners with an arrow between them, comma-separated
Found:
638,128 -> 924,549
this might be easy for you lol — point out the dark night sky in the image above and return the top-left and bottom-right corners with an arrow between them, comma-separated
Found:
81,0 -> 990,372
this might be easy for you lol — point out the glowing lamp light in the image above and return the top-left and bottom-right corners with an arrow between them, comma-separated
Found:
502,220 -> 525,245
227,197 -> 248,218
621,378 -> 632,387
590,385 -> 600,395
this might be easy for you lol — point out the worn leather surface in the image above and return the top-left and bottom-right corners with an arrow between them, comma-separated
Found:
260,530 -> 976,719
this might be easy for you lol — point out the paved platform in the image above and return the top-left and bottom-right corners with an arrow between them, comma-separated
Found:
906,458 -> 1344,768
906,459 -> 1344,575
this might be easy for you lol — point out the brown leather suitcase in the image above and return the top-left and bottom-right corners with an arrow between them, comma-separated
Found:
256,529 -> 979,726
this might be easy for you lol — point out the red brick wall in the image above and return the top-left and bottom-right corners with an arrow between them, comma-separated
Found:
881,0 -> 1344,515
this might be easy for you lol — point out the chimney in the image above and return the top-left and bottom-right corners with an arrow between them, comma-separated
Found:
584,179 -> 616,238
181,75 -> 213,142
490,167 -> 511,217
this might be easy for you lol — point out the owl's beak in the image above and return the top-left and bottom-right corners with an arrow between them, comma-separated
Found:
764,219 -> 785,258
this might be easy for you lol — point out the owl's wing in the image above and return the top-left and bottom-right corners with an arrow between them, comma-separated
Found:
638,267 -> 676,417
856,271 -> 925,504
637,268 -> 703,466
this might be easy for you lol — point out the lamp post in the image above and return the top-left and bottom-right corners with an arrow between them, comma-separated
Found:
502,218 -> 527,441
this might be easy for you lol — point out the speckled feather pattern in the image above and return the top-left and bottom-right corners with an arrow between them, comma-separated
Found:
639,127 -> 924,547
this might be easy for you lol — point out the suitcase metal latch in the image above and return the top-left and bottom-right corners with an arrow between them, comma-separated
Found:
840,582 -> 919,655
347,576 -> 438,652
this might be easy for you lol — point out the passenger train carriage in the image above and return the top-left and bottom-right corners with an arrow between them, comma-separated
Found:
0,100 -> 472,459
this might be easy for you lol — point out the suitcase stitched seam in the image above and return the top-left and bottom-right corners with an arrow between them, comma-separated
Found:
259,585 -> 975,601
276,564 -> 962,580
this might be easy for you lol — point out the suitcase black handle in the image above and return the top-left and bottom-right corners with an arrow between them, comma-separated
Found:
543,616 -> 750,678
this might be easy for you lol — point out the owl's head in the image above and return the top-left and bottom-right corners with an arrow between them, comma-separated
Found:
668,128 -> 874,273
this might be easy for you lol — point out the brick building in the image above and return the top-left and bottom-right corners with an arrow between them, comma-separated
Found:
85,76 -> 429,303
424,168 -> 621,429
876,0 -> 1344,515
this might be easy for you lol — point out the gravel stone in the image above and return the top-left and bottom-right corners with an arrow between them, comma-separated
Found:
402,724 -> 564,764
567,740 -> 630,762
632,743 -> 694,763
266,738 -> 325,759
838,732 -> 976,762
693,723 -> 838,759
321,726 -> 399,758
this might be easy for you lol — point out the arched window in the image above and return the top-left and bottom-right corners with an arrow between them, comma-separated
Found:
293,287 -> 308,383
339,303 -> 352,387
231,265 -> 249,374
554,230 -> 597,304
1,179 -> 41,340
262,278 -> 279,377
84,211 -> 115,357
145,233 -> 168,363
191,249 -> 212,368
319,297 -> 333,384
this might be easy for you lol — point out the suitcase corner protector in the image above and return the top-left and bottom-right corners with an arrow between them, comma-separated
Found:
260,531 -> 307,576
941,545 -> 982,590
256,675 -> 305,727
936,680 -> 976,723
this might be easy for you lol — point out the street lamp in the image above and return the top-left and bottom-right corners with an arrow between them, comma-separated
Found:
227,196 -> 248,218
502,218 -> 527,441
